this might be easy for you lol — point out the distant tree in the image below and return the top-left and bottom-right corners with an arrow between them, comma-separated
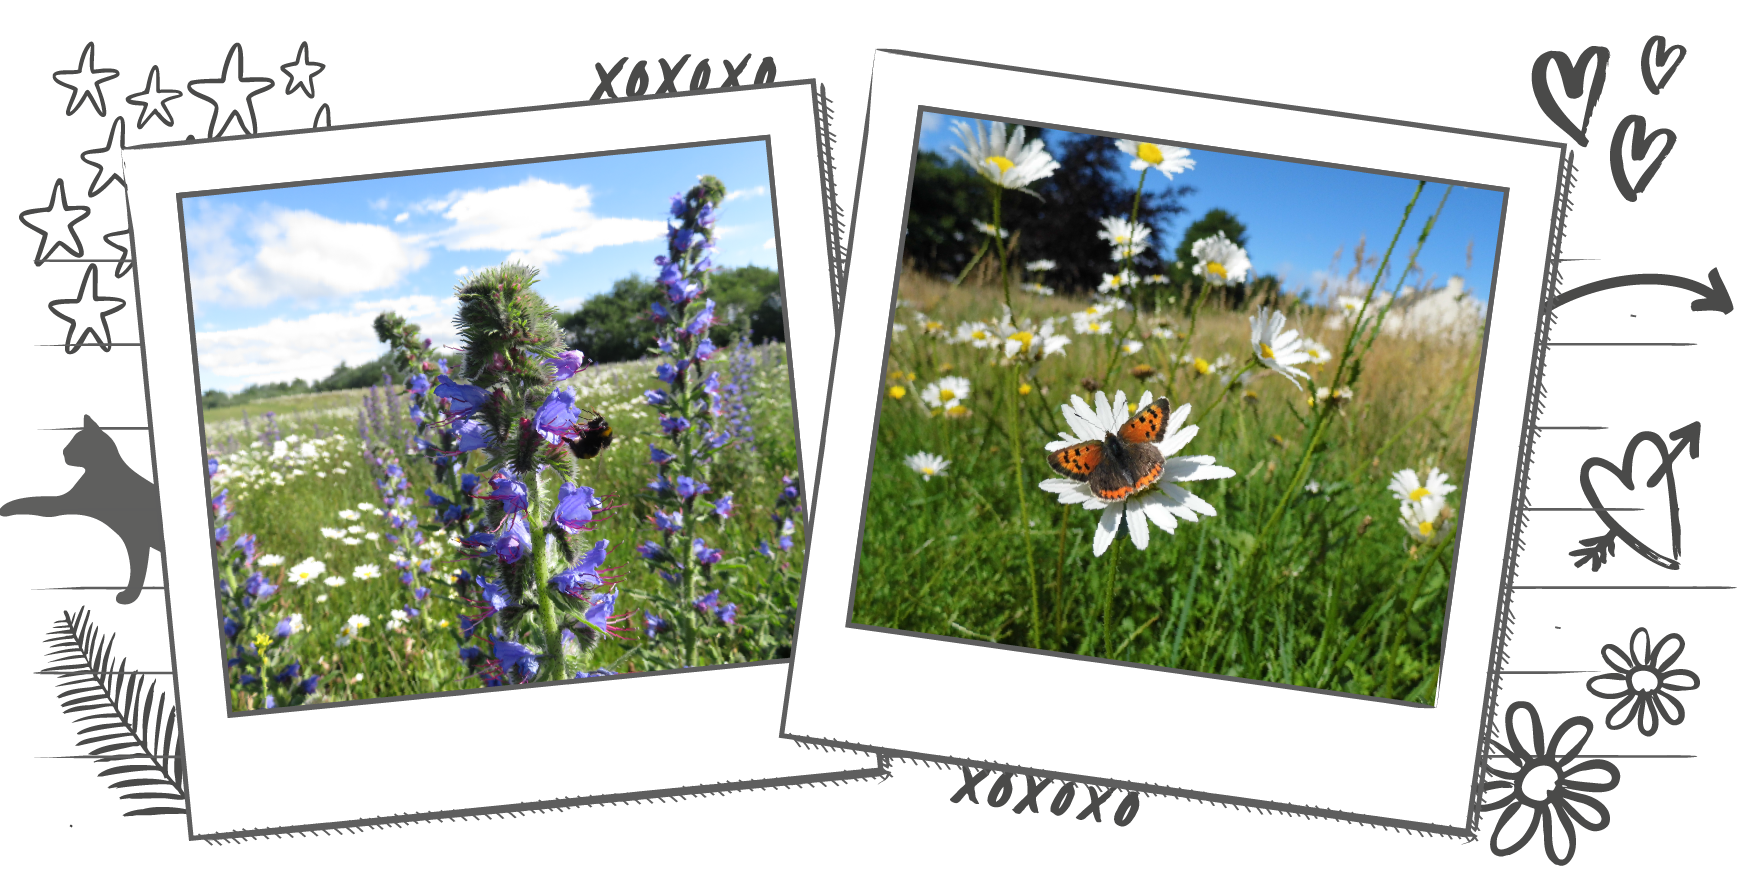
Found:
705,265 -> 786,345
561,266 -> 785,365
901,151 -> 990,278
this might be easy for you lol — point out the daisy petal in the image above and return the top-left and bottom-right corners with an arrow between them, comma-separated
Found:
1163,456 -> 1237,482
1127,503 -> 1150,549
1155,424 -> 1198,457
1094,502 -> 1123,556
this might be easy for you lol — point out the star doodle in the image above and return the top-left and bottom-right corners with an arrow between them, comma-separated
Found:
49,264 -> 128,353
52,42 -> 120,117
280,41 -> 325,97
103,228 -> 134,278
18,179 -> 91,266
126,65 -> 182,129
188,43 -> 275,138
312,103 -> 331,128
80,118 -> 129,197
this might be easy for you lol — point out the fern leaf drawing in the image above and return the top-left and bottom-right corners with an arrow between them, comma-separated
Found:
43,607 -> 187,816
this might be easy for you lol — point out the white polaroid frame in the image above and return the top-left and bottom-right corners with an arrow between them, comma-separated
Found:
782,51 -> 1566,833
123,81 -> 874,838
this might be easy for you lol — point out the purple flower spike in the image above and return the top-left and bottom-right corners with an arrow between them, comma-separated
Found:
713,493 -> 735,519
637,540 -> 666,562
695,339 -> 719,363
476,471 -> 529,514
492,513 -> 532,564
655,363 -> 679,384
686,299 -> 717,335
660,415 -> 690,436
479,580 -> 514,611
696,203 -> 717,228
534,389 -> 585,444
693,538 -> 723,565
450,419 -> 494,453
407,374 -> 430,397
717,602 -> 737,626
653,508 -> 684,533
649,444 -> 676,466
692,589 -> 719,614
434,375 -> 491,418
547,350 -> 589,380
675,476 -> 710,500
552,482 -> 597,533
583,592 -> 618,635
644,389 -> 671,406
494,638 -> 540,683
644,612 -> 669,638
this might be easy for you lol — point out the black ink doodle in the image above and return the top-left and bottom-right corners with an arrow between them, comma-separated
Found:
949,766 -> 1139,826
52,42 -> 120,118
103,228 -> 133,278
2,415 -> 164,604
43,607 -> 186,816
1570,422 -> 1698,571
47,264 -> 128,353
125,64 -> 182,129
279,40 -> 325,97
1532,46 -> 1609,147
1586,627 -> 1700,736
1640,36 -> 1686,95
18,178 -> 90,266
79,117 -> 129,197
312,102 -> 331,129
1481,701 -> 1619,865
1609,115 -> 1675,202
187,43 -> 276,138
1548,269 -> 1730,314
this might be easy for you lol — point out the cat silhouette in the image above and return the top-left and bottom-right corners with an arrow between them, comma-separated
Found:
2,416 -> 163,604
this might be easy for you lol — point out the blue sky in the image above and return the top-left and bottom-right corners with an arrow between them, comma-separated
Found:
183,140 -> 775,392
918,113 -> 1506,304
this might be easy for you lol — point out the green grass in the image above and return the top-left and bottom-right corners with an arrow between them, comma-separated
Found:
850,273 -> 1479,703
213,345 -> 804,709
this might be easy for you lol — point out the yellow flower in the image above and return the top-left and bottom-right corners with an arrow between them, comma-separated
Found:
889,385 -> 907,400
253,633 -> 273,650
1193,357 -> 1211,375
1018,382 -> 1033,395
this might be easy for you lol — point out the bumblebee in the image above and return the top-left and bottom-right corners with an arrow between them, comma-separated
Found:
567,413 -> 614,459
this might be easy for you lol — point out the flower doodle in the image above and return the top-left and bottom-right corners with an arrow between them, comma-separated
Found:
1585,627 -> 1700,736
1481,701 -> 1620,865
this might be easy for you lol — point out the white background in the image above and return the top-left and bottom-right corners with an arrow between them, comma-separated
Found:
1,1 -> 1730,866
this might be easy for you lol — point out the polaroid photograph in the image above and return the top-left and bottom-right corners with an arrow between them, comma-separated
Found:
783,50 -> 1566,833
122,80 -> 875,837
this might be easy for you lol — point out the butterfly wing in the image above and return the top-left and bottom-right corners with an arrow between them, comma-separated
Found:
1047,441 -> 1103,482
1118,397 -> 1171,444
1087,440 -> 1164,502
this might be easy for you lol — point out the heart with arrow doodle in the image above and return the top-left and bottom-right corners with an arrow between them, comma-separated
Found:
1570,422 -> 1700,571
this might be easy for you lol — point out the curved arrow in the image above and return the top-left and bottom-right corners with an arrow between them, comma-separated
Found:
1550,268 -> 1730,313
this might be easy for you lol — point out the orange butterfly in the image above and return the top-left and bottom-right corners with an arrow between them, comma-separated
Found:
1046,397 -> 1170,502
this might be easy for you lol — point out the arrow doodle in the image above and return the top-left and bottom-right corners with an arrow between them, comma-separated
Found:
1571,422 -> 1700,571
1548,268 -> 1730,314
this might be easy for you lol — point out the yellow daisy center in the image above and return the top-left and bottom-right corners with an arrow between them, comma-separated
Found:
987,155 -> 1015,174
938,389 -> 956,402
1206,261 -> 1228,279
1418,520 -> 1435,536
972,329 -> 988,340
1009,330 -> 1034,351
1260,343 -> 1276,359
1136,142 -> 1166,165
1193,357 -> 1210,374
945,405 -> 970,418
924,320 -> 942,331
1308,349 -> 1324,360
922,466 -> 937,476
1409,486 -> 1429,501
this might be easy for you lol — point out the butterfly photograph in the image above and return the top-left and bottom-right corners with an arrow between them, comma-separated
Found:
848,111 -> 1504,702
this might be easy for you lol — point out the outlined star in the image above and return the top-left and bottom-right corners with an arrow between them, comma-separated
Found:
18,179 -> 90,266
80,117 -> 128,197
280,41 -> 325,97
187,43 -> 275,138
126,64 -> 182,129
52,42 -> 120,117
312,103 -> 331,128
103,228 -> 133,278
48,264 -> 128,353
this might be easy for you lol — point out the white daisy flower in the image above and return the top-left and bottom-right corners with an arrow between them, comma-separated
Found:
949,119 -> 1059,191
338,509 -> 361,521
353,563 -> 382,581
1097,216 -> 1152,260
1022,282 -> 1057,296
1072,311 -> 1114,336
335,614 -> 370,647
1300,337 -> 1333,364
315,594 -> 329,603
971,219 -> 1010,240
953,320 -> 999,349
342,537 -> 362,546
1025,259 -> 1057,272
920,376 -> 972,413
904,452 -> 950,481
1121,339 -> 1145,356
319,527 -> 344,539
1040,390 -> 1238,556
324,576 -> 347,587
386,609 -> 408,630
356,501 -> 374,511
1000,315 -> 1071,361
1249,307 -> 1314,389
258,554 -> 285,567
288,558 -> 325,585
1388,467 -> 1456,509
1190,232 -> 1252,286
1114,139 -> 1196,179
346,524 -> 365,534
1099,271 -> 1139,294
364,532 -> 380,542
1399,497 -> 1450,544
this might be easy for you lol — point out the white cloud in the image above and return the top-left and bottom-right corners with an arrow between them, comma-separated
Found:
763,237 -> 776,250
430,177 -> 666,268
723,185 -> 767,203
921,114 -> 943,133
394,212 -> 409,223
454,266 -> 470,276
368,197 -> 391,210
196,294 -> 459,390
189,205 -> 427,306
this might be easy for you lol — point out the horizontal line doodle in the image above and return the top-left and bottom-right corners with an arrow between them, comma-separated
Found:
1513,585 -> 1734,590
34,670 -> 172,675
32,585 -> 164,591
1532,425 -> 1608,430
1498,670 -> 1599,674
1546,341 -> 1696,346
34,343 -> 141,348
1482,754 -> 1694,759
42,425 -> 149,430
1529,507 -> 1642,511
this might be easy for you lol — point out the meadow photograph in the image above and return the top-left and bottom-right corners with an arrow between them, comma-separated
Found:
848,112 -> 1505,703
185,141 -> 807,711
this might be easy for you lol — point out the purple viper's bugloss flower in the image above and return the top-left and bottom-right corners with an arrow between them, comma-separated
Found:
434,375 -> 490,418
214,524 -> 230,545
713,493 -> 735,519
649,444 -> 675,466
494,638 -> 540,683
695,339 -> 719,363
476,471 -> 529,514
583,592 -> 618,634
223,617 -> 239,639
657,336 -> 679,356
274,616 -> 297,639
646,475 -> 674,496
644,612 -> 669,639
534,389 -> 585,444
673,228 -> 698,252
696,202 -> 717,228
414,586 -> 430,601
693,538 -> 723,565
264,695 -> 276,709
207,458 -> 220,476
551,482 -> 597,533
655,363 -> 679,384
245,572 -> 277,599
717,602 -> 737,626
676,476 -> 710,500
660,415 -> 690,436
758,540 -> 773,558
478,581 -> 514,611
407,373 -> 430,397
547,350 -> 589,380
450,419 -> 494,453
668,195 -> 686,219
653,509 -> 684,533
637,540 -> 666,562
276,662 -> 301,683
298,675 -> 320,695
686,299 -> 717,335
492,513 -> 532,564
644,389 -> 672,406
692,589 -> 719,614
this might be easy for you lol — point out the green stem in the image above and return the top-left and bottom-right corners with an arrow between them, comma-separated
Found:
1100,535 -> 1121,656
1008,367 -> 1040,649
529,469 -> 566,681
991,186 -> 1012,312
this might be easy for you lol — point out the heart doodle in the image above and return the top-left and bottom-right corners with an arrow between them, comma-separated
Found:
1571,423 -> 1699,571
1532,46 -> 1609,147
1641,35 -> 1687,95
1610,114 -> 1677,202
